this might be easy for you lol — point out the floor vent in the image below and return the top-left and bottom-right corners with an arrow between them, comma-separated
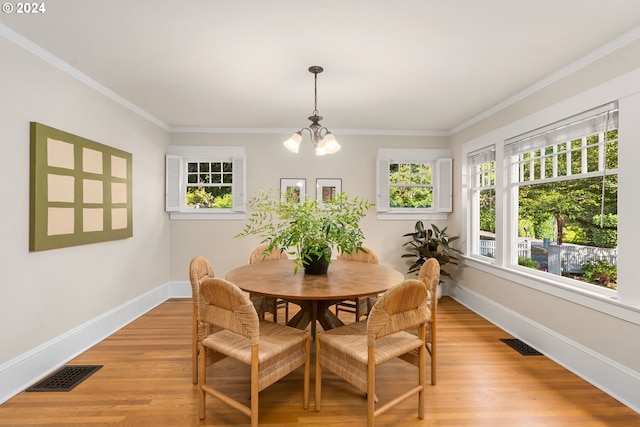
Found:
26,365 -> 102,392
500,339 -> 543,356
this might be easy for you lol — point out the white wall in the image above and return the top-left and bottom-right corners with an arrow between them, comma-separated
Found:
168,132 -> 450,280
448,40 -> 640,411
0,36 -> 171,368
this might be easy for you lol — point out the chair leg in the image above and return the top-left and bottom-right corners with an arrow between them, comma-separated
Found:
426,339 -> 436,385
192,344 -> 198,385
314,339 -> 322,412
431,350 -> 436,385
276,299 -> 290,324
367,348 -> 375,427
431,326 -> 437,385
192,308 -> 198,384
419,344 -> 426,419
303,332 -> 310,410
198,343 -> 206,420
356,298 -> 366,322
250,347 -> 259,427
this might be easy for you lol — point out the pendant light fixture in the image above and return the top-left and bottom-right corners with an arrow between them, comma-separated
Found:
283,66 -> 341,156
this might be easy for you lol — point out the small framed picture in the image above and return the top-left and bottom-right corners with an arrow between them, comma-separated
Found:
316,178 -> 342,202
280,178 -> 306,203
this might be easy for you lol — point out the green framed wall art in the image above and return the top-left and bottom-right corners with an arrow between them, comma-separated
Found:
29,122 -> 133,251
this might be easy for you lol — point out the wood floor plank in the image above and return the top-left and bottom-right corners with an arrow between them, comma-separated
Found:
0,297 -> 638,426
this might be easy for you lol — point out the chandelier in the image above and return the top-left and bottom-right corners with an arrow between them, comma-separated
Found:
283,66 -> 341,156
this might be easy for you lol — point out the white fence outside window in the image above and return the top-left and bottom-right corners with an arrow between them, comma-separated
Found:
548,244 -> 618,275
479,240 -> 531,258
479,240 -> 617,275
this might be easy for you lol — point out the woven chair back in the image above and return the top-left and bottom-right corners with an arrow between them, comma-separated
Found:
249,244 -> 288,264
366,279 -> 429,345
189,256 -> 214,303
337,246 -> 379,264
199,278 -> 260,344
418,258 -> 440,309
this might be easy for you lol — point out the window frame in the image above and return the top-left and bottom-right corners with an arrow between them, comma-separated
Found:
166,146 -> 246,220
464,103 -> 619,299
376,148 -> 452,220
504,105 -> 618,295
468,146 -> 497,261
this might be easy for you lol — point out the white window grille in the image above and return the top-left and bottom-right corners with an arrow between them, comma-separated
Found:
165,146 -> 246,220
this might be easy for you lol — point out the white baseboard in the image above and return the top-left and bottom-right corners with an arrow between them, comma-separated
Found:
0,281 -> 191,405
444,281 -> 640,414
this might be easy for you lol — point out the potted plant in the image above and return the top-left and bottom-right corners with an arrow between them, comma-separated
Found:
402,221 -> 461,280
236,188 -> 373,274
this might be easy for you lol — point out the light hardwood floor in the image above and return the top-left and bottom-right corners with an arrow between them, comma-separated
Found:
1,297 -> 638,426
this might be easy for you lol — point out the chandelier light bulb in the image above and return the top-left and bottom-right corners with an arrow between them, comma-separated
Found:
283,132 -> 302,153
320,132 -> 340,154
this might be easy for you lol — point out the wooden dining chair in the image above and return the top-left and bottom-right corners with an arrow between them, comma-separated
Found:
189,256 -> 265,384
198,277 -> 310,426
189,256 -> 223,384
249,244 -> 290,323
315,279 -> 429,427
401,257 -> 440,384
335,246 -> 379,322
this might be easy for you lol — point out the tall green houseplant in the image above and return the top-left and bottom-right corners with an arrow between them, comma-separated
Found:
236,188 -> 373,273
402,220 -> 460,278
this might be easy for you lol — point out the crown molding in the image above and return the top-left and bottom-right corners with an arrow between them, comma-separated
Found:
0,24 -> 170,131
449,25 -> 640,135
168,126 -> 448,137
4,22 -> 639,138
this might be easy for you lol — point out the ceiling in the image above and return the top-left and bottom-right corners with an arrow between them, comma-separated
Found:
2,0 -> 640,134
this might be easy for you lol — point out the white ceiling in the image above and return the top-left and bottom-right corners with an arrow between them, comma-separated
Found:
2,0 -> 640,134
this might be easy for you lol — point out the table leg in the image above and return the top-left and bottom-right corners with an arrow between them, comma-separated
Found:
285,299 -> 346,336
287,300 -> 312,330
316,300 -> 345,331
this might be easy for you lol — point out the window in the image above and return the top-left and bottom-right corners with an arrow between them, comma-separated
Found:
506,102 -> 618,292
390,162 -> 433,208
468,146 -> 496,259
186,160 -> 233,208
377,148 -> 452,220
165,146 -> 246,219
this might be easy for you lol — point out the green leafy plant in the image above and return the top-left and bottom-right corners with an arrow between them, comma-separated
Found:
518,256 -> 539,269
236,188 -> 373,273
186,188 -> 232,208
401,221 -> 460,278
590,214 -> 618,248
581,259 -> 617,286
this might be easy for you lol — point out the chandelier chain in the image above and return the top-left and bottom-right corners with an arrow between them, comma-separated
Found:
313,71 -> 318,116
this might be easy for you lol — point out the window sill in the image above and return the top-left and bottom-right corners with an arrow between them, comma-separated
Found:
376,212 -> 449,221
462,255 -> 640,326
168,211 -> 246,220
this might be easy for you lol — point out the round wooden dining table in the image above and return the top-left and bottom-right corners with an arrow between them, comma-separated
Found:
225,258 -> 405,337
